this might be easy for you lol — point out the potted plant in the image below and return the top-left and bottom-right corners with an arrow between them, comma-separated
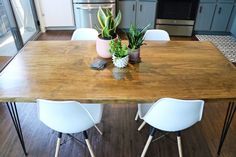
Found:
96,7 -> 121,58
109,38 -> 129,68
126,24 -> 150,63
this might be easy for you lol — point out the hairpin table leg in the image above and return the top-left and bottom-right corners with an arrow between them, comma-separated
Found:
217,101 -> 236,155
6,102 -> 28,156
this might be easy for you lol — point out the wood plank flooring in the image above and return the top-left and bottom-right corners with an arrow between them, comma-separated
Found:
0,102 -> 235,157
0,30 -> 235,157
0,56 -> 12,72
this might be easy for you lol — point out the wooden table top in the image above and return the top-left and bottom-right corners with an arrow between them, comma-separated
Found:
0,40 -> 236,103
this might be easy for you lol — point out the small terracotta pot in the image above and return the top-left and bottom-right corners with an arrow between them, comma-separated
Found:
112,55 -> 129,68
128,48 -> 141,63
96,35 -> 118,58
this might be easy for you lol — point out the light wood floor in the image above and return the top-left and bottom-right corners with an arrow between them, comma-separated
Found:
0,31 -> 235,157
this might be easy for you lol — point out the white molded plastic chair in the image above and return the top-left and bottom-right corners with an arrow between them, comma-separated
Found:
37,99 -> 103,157
143,29 -> 170,41
135,29 -> 170,124
71,28 -> 98,40
139,98 -> 204,157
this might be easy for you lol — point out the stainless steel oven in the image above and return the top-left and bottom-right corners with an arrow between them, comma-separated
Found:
156,0 -> 199,36
73,0 -> 116,28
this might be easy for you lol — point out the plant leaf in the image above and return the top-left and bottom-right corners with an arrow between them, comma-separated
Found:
97,7 -> 106,28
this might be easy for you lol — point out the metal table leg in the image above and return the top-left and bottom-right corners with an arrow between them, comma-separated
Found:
217,101 -> 236,155
6,102 -> 28,156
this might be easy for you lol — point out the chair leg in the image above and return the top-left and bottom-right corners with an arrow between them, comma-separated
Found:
138,121 -> 146,131
94,125 -> 103,135
83,131 -> 95,157
55,132 -> 62,157
177,132 -> 183,157
135,111 -> 139,121
141,127 -> 156,157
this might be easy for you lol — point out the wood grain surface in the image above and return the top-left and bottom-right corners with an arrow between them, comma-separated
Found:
0,41 -> 236,103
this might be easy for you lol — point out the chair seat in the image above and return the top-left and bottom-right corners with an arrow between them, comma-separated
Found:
138,103 -> 153,119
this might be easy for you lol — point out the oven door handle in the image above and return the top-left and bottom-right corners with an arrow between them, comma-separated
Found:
77,6 -> 112,10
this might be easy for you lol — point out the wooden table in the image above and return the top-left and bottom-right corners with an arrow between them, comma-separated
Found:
0,41 -> 235,155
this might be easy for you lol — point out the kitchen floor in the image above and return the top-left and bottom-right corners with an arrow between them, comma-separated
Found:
0,31 -> 235,157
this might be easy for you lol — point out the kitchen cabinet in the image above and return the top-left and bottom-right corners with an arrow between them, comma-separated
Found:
211,3 -> 234,31
119,1 -> 136,28
136,1 -> 156,29
227,3 -> 236,31
118,0 -> 157,29
195,0 -> 234,32
230,3 -> 236,36
195,3 -> 216,31
231,15 -> 236,36
39,0 -> 74,27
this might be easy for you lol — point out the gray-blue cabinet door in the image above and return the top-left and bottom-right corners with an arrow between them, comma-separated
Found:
195,3 -> 216,31
118,1 -> 136,29
211,3 -> 234,31
227,5 -> 236,32
136,1 -> 157,29
230,13 -> 236,36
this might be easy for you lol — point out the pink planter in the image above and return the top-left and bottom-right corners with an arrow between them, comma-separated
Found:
96,36 -> 118,58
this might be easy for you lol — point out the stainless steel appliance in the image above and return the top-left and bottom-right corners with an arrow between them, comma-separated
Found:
73,0 -> 116,28
156,0 -> 199,36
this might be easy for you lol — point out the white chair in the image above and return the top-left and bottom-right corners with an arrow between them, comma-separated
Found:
71,28 -> 98,40
139,98 -> 204,157
135,29 -> 170,125
143,29 -> 170,41
37,99 -> 104,157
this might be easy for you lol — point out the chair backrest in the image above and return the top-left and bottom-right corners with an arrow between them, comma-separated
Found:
71,28 -> 98,40
37,99 -> 97,133
81,103 -> 104,124
144,29 -> 170,41
143,98 -> 204,132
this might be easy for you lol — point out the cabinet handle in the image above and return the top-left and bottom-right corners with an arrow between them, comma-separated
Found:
133,4 -> 135,11
140,4 -> 142,12
199,6 -> 202,13
218,7 -> 222,14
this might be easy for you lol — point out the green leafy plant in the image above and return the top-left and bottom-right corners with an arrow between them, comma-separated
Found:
97,7 -> 121,39
126,24 -> 150,50
109,38 -> 128,58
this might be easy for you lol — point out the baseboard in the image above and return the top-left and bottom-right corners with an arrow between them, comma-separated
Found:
46,26 -> 76,31
194,31 -> 231,35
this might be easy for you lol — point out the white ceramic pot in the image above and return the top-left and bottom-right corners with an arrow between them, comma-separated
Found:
112,55 -> 129,68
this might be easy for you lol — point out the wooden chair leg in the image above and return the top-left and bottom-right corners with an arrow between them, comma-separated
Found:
94,125 -> 103,135
138,121 -> 146,131
177,132 -> 183,157
83,131 -> 95,157
55,132 -> 62,157
141,127 -> 156,157
135,111 -> 139,121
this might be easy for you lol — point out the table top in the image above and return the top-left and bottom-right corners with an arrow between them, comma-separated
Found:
0,40 -> 236,103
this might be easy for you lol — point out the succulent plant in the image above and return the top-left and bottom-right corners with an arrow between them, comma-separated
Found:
126,24 -> 150,50
109,38 -> 128,58
97,7 -> 121,39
